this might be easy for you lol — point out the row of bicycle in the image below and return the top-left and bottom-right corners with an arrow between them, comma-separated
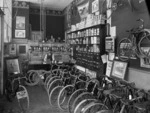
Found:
25,63 -> 150,113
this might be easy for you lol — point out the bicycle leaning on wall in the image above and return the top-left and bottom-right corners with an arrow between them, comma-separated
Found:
5,57 -> 30,113
117,19 -> 150,61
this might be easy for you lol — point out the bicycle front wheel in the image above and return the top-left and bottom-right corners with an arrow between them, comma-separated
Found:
72,92 -> 95,113
74,98 -> 97,113
138,34 -> 150,59
68,89 -> 87,113
117,38 -> 133,61
83,102 -> 108,113
49,85 -> 63,107
57,85 -> 75,111
16,85 -> 29,113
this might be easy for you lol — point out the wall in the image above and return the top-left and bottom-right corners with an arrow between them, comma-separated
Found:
111,0 -> 150,89
3,0 -> 12,43
12,1 -> 29,39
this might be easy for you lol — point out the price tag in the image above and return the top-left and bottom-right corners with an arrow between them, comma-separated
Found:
17,90 -> 27,99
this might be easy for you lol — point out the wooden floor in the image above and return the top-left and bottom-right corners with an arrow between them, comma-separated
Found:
0,85 -> 69,113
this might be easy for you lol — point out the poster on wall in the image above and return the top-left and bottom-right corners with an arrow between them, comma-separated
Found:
77,0 -> 89,21
16,16 -> 25,29
15,30 -> 26,38
92,0 -> 99,13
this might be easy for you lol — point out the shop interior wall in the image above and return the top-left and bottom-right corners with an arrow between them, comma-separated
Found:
12,5 -> 29,39
111,0 -> 150,89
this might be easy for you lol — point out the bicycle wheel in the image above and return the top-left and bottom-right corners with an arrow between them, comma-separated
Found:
46,76 -> 59,93
83,102 -> 109,113
44,73 -> 56,90
16,85 -> 29,113
48,79 -> 63,96
49,85 -> 63,107
25,70 -> 40,86
74,98 -> 97,113
58,85 -> 75,111
72,92 -> 95,113
68,89 -> 87,113
117,38 -> 132,61
138,34 -> 150,59
42,71 -> 51,82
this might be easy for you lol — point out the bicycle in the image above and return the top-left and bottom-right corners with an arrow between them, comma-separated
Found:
49,67 -> 84,108
81,79 -> 136,113
73,76 -> 114,113
5,73 -> 30,113
57,73 -> 89,111
117,19 -> 150,61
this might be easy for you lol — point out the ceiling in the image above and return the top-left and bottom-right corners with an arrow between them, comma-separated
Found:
16,0 -> 74,10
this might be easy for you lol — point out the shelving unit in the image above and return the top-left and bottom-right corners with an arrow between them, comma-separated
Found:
67,24 -> 106,73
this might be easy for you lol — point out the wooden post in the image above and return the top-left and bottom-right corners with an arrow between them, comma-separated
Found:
0,9 -> 4,95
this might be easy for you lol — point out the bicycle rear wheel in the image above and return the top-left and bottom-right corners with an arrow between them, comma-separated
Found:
117,38 -> 132,61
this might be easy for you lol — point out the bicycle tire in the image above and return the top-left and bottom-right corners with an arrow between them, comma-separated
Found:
16,85 -> 29,113
49,85 -> 63,107
138,34 -> 150,59
48,79 -> 63,96
58,85 -> 75,111
44,73 -> 56,89
46,76 -> 60,93
44,75 -> 52,89
117,38 -> 132,61
72,92 -> 95,113
68,89 -> 87,113
74,98 -> 97,113
83,102 -> 109,113
25,70 -> 40,86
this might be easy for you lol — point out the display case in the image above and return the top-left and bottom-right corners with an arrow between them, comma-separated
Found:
67,24 -> 106,72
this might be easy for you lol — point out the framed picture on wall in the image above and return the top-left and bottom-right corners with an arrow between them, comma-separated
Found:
111,60 -> 128,80
6,57 -> 20,75
16,16 -> 25,29
92,0 -> 99,13
15,30 -> 26,38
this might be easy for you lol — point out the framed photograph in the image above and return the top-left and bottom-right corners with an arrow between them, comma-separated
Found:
6,57 -> 20,75
92,0 -> 99,13
140,57 -> 150,68
108,52 -> 115,61
106,60 -> 113,77
15,30 -> 26,38
16,16 -> 25,29
111,60 -> 128,80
